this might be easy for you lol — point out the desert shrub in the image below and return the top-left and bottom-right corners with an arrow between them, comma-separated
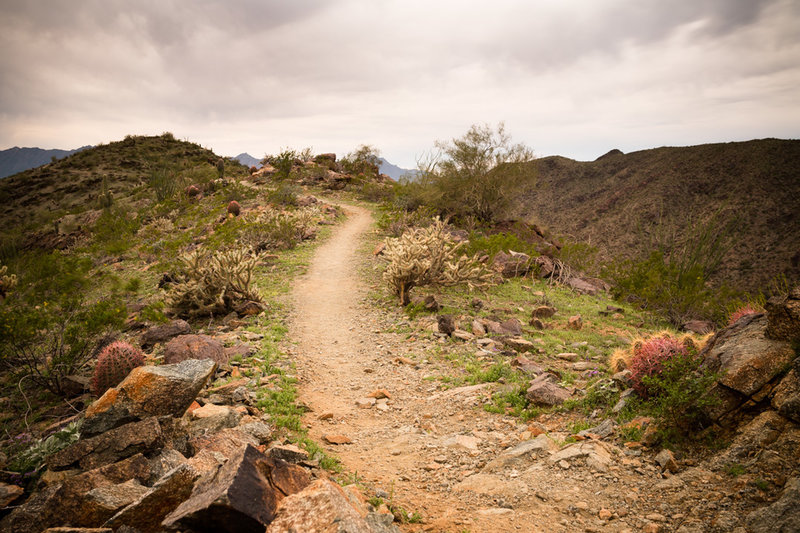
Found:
165,247 -> 261,317
0,253 -> 126,395
376,204 -> 437,237
264,149 -> 297,180
91,341 -> 145,396
358,181 -> 394,203
341,144 -> 381,177
148,165 -> 185,202
268,183 -> 299,206
727,303 -> 762,326
413,123 -> 535,223
382,218 -> 497,305
557,240 -> 599,274
92,206 -> 142,254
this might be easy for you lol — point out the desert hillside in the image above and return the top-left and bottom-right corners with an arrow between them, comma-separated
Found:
521,139 -> 800,293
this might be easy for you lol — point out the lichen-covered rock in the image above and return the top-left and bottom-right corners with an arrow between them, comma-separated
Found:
163,334 -> 227,365
702,315 -> 795,397
163,444 -> 310,533
771,369 -> 800,423
81,359 -> 217,437
266,479 -> 401,533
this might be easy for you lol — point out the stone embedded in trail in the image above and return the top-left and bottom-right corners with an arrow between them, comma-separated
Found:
48,417 -> 163,471
164,444 -> 310,533
163,334 -> 227,365
526,373 -> 571,406
81,358 -> 217,437
140,319 -> 191,348
265,479 -> 401,533
483,434 -> 558,472
323,434 -> 352,445
443,434 -> 480,452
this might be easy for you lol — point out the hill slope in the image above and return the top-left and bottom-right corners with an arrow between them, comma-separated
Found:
520,138 -> 800,293
0,145 -> 91,178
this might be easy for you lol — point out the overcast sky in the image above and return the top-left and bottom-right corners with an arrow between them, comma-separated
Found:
1,0 -> 798,167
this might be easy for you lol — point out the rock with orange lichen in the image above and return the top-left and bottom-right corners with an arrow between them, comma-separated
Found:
82,359 -> 217,437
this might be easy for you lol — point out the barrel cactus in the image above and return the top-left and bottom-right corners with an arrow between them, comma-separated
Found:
227,200 -> 241,217
91,341 -> 145,396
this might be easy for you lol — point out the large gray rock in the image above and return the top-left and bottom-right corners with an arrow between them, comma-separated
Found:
81,359 -> 216,437
483,434 -> 558,472
163,444 -> 311,533
163,334 -> 227,365
702,315 -> 795,397
266,479 -> 400,533
526,373 -> 571,406
746,477 -> 800,532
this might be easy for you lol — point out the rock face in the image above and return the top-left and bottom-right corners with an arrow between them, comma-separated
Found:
772,368 -> 800,422
140,319 -> 191,348
266,479 -> 400,533
746,477 -> 800,532
163,444 -> 311,533
765,287 -> 800,342
82,359 -> 217,437
163,334 -> 227,365
699,314 -> 797,422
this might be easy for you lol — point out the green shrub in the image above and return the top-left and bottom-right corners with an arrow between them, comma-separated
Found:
413,123 -> 535,223
0,253 -> 126,395
148,165 -> 184,202
268,183 -> 299,206
358,181 -> 394,203
464,231 -> 538,260
8,422 -> 81,481
266,149 -> 297,180
340,144 -> 381,177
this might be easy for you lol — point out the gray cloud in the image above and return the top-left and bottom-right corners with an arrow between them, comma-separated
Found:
0,0 -> 798,166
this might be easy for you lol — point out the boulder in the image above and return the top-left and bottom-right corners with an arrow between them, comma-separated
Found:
702,315 -> 795,398
531,255 -> 555,278
104,464 -> 199,532
163,334 -> 227,365
140,319 -> 191,348
0,481 -> 23,507
492,251 -> 531,278
84,480 -> 150,525
526,373 -> 570,406
81,359 -> 216,437
48,417 -> 163,471
502,337 -> 536,353
765,287 -> 800,342
499,318 -> 523,336
266,479 -> 401,533
163,444 -> 311,533
188,427 -> 259,457
746,477 -> 800,532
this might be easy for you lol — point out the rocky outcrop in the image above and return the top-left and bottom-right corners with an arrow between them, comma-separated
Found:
765,287 -> 800,342
746,476 -> 800,532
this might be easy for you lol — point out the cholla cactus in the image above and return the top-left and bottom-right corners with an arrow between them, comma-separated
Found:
0,264 -> 17,300
382,219 -> 497,305
166,247 -> 261,317
91,341 -> 145,396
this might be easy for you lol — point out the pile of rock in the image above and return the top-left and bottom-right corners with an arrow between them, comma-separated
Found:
1,357 -> 398,533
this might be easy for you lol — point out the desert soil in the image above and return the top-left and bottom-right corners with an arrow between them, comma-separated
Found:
287,204 -> 704,533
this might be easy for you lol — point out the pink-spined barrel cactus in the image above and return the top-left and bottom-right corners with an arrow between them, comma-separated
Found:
91,341 -> 145,396
629,335 -> 691,398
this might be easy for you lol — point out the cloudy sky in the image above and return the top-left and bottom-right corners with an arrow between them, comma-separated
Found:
1,0 -> 798,167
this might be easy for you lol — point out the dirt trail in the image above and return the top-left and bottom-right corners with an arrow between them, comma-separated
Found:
289,204 -> 547,532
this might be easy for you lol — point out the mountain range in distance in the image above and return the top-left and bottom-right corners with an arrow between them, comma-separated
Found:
0,145 -> 92,179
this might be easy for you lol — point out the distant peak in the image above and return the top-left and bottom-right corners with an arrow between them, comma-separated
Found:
595,149 -> 624,161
